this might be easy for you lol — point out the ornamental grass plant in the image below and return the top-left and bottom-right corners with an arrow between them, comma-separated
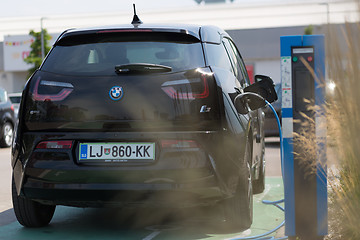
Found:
291,5 -> 360,238
325,12 -> 360,239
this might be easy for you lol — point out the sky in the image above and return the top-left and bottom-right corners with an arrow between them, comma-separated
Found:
0,0 -> 198,18
1,0 -> 337,41
0,0 -> 303,18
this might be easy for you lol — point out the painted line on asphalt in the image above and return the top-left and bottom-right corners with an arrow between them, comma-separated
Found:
143,224 -> 182,240
224,229 -> 252,240
142,230 -> 161,240
256,184 -> 272,202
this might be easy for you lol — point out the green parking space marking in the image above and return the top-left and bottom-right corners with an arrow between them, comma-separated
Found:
152,177 -> 285,240
0,177 -> 284,240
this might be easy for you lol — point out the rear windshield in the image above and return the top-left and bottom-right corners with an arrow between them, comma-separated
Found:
41,32 -> 205,76
9,96 -> 21,104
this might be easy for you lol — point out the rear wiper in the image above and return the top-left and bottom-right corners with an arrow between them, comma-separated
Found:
115,63 -> 172,74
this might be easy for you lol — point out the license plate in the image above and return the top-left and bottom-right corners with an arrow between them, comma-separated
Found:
79,142 -> 155,162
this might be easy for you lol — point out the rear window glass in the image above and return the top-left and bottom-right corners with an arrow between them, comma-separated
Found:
41,32 -> 205,76
9,96 -> 21,104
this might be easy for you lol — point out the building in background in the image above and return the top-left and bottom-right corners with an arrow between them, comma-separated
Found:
0,0 -> 358,93
1,34 -> 57,93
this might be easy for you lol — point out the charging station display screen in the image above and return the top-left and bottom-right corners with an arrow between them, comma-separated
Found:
291,47 -> 315,113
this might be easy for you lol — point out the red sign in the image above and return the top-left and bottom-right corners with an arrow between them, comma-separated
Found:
246,64 -> 254,84
22,51 -> 30,60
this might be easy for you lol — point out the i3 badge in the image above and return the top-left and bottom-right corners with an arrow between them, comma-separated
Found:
109,86 -> 124,101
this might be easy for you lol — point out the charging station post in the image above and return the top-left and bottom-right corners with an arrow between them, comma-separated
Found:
280,35 -> 327,240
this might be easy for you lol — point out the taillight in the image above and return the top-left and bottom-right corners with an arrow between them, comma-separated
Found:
36,140 -> 73,149
32,77 -> 74,101
161,68 -> 212,100
11,105 -> 14,112
161,140 -> 199,149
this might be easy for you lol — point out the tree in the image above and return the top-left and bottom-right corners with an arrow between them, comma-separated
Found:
24,29 -> 51,78
304,25 -> 314,35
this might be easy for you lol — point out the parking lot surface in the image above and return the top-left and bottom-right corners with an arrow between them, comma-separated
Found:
0,138 -> 284,239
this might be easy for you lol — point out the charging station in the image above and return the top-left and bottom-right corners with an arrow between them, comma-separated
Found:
280,35 -> 327,240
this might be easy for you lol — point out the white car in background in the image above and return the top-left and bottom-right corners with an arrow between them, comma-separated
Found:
8,93 -> 21,118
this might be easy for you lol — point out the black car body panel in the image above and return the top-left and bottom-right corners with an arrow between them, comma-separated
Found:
12,24 -> 265,212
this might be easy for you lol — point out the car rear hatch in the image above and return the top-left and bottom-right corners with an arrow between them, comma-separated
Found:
23,30 -> 221,132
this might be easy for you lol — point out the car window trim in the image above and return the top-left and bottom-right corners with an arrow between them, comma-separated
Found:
221,37 -> 243,88
227,39 -> 251,87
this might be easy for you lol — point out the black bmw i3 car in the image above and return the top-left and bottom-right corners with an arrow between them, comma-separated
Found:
12,22 -> 276,228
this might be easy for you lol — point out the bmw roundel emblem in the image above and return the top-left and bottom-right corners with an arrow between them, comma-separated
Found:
109,86 -> 124,101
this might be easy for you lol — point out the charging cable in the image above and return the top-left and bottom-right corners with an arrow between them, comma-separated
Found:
229,99 -> 287,240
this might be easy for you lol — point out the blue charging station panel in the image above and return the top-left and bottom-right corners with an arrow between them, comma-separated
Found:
280,35 -> 327,239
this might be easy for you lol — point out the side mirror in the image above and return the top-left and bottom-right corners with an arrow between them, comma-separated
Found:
244,75 -> 278,105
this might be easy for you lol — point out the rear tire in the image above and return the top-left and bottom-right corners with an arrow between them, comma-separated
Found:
222,143 -> 253,230
0,122 -> 13,148
12,177 -> 56,227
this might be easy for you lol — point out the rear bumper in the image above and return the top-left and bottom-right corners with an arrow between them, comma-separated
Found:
14,131 -> 229,207
22,175 -> 222,208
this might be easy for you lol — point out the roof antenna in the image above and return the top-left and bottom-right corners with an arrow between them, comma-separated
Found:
131,4 -> 143,26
